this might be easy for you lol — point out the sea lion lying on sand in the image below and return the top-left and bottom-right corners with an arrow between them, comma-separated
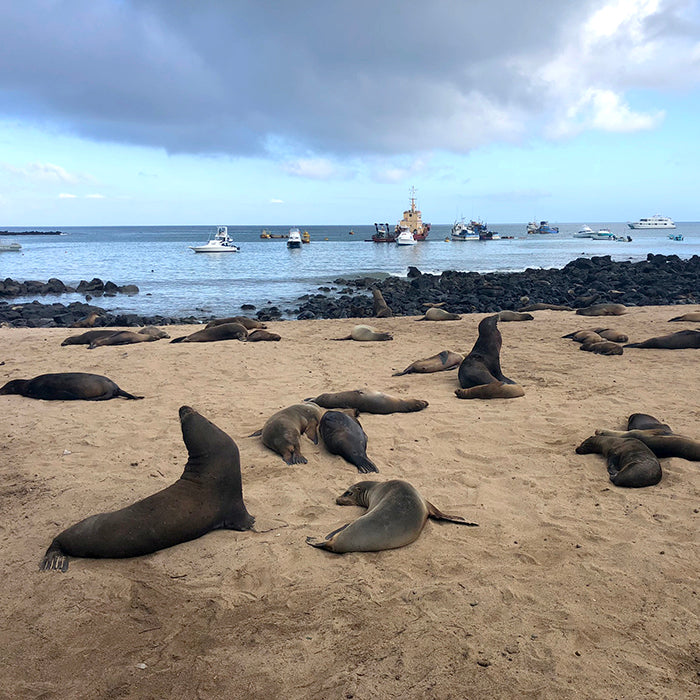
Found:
417,307 -> 461,321
518,303 -> 573,312
624,329 -> 700,349
576,435 -> 662,487
593,328 -> 629,343
668,311 -> 700,322
393,350 -> 463,376
594,427 -> 700,461
88,326 -> 170,348
246,329 -> 281,342
205,316 -> 267,330
61,329 -> 120,346
579,340 -> 624,355
562,330 -> 605,344
332,325 -> 393,341
497,310 -> 533,322
306,480 -> 477,553
319,410 -> 378,473
171,322 -> 248,343
576,303 -> 627,316
0,372 -> 142,401
306,389 -> 428,414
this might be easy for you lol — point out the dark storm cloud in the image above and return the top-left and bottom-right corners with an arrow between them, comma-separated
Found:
1,1 -> 697,157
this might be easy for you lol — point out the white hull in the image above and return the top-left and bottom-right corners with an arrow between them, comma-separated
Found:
0,242 -> 22,252
628,215 -> 675,229
190,225 -> 240,252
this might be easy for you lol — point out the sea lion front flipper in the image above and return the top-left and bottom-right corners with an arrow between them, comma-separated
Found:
40,544 -> 69,572
426,501 -> 479,526
306,522 -> 351,549
304,420 -> 320,445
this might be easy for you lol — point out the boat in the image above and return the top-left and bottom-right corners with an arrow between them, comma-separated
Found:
628,215 -> 675,229
668,233 -> 684,241
396,226 -> 417,246
287,228 -> 303,248
573,225 -> 595,238
0,241 -> 22,252
528,220 -> 559,234
370,222 -> 397,243
301,230 -> 310,244
590,229 -> 630,242
190,226 -> 240,253
396,186 -> 430,240
478,230 -> 500,241
450,219 -> 479,241
261,230 -> 288,239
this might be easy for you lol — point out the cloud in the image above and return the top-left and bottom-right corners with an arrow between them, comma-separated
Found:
58,193 -> 77,199
85,193 -> 106,199
281,157 -> 345,180
269,198 -> 284,204
3,161 -> 80,183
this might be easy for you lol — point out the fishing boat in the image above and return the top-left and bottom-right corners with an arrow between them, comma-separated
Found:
301,230 -> 310,244
396,186 -> 430,240
0,240 -> 22,252
396,226 -> 418,246
628,215 -> 675,229
370,223 -> 397,243
478,230 -> 501,241
451,219 -> 479,241
573,225 -> 595,238
190,226 -> 240,253
528,220 -> 559,234
287,228 -> 303,248
668,233 -> 684,241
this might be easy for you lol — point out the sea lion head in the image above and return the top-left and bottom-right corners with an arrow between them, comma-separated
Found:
179,406 -> 239,479
336,481 -> 376,507
0,379 -> 27,395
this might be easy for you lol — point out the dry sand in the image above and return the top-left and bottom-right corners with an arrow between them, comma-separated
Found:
1,306 -> 698,699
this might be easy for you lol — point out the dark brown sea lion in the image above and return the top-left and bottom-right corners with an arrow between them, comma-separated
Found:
170,322 -> 248,343
458,314 -> 518,389
40,406 -> 254,571
417,307 -> 461,321
88,326 -> 170,348
627,413 -> 672,433
332,325 -> 393,341
624,329 -> 700,349
518,303 -> 574,312
0,372 -> 143,400
306,389 -> 428,414
575,435 -> 662,487
205,316 -> 267,330
668,311 -> 700,322
455,382 -> 525,399
497,310 -> 534,322
306,480 -> 477,553
319,410 -> 378,473
371,287 -> 393,318
251,402 -> 325,465
593,328 -> 629,343
393,350 -> 463,376
69,311 -> 101,328
61,329 -> 119,346
576,303 -> 627,316
594,428 -> 700,461
579,340 -> 624,355
246,329 -> 281,342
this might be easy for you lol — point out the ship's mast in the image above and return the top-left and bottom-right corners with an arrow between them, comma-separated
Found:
409,185 -> 417,213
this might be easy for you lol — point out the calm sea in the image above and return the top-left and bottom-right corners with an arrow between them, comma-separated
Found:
2,223 -> 699,319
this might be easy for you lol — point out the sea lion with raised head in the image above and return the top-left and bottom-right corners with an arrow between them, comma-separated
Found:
88,326 -> 170,348
576,435 -> 662,487
251,402 -> 325,464
458,314 -> 518,388
579,340 -> 624,355
393,350 -> 463,376
668,311 -> 700,322
624,329 -> 700,349
497,310 -> 534,322
332,325 -> 393,341
306,480 -> 477,553
0,372 -> 143,400
306,389 -> 428,414
69,311 -> 101,328
171,322 -> 248,343
417,307 -> 461,321
205,316 -> 267,330
61,329 -> 119,346
246,329 -> 281,342
40,406 -> 254,571
576,303 -> 627,316
319,410 -> 378,473
371,287 -> 393,318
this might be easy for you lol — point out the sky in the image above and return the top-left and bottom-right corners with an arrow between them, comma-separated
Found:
1,0 -> 700,226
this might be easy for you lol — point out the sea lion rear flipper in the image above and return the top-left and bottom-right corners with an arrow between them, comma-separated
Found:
117,390 -> 144,400
40,544 -> 69,572
170,336 -> 186,343
306,522 -> 351,549
426,501 -> 479,526
331,335 -> 352,341
248,429 -> 263,437
354,456 -> 379,474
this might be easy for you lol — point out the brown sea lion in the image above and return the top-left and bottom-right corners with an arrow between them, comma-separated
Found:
455,382 -> 525,399
417,307 -> 461,321
594,428 -> 700,461
624,329 -> 700,349
627,413 -> 672,433
518,303 -> 574,312
575,435 -> 662,487
332,325 -> 393,341
306,480 -> 477,553
422,302 -> 446,308
497,310 -> 534,322
319,410 -> 378,473
306,389 -> 428,414
61,329 -> 119,346
393,350 -> 464,376
246,329 -> 281,342
458,314 -> 517,389
579,340 -> 624,355
575,303 -> 627,316
0,372 -> 142,401
205,316 -> 267,330
40,406 -> 254,571
170,322 -> 248,343
593,328 -> 629,343
251,402 -> 325,465
371,287 -> 393,318
88,326 -> 170,348
562,330 -> 605,344
668,311 -> 700,322
69,311 -> 101,328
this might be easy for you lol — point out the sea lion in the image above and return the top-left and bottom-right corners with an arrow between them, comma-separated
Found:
422,302 -> 446,308
518,303 -> 574,312
246,329 -> 281,342
88,326 -> 170,348
624,329 -> 700,349
575,303 -> 627,316
579,340 -> 624,355
594,428 -> 700,461
393,350 -> 464,376
205,316 -> 267,330
306,480 -> 477,553
668,311 -> 700,322
417,307 -> 461,321
69,311 -> 101,328
306,389 -> 428,414
458,314 -> 517,389
593,328 -> 629,343
562,330 -> 604,344
332,325 -> 393,341
575,435 -> 662,487
319,410 -> 378,473
497,310 -> 534,322
170,322 -> 248,343
61,329 -> 119,346
455,382 -> 525,399
0,372 -> 142,401
252,402 -> 324,464
627,413 -> 672,433
371,287 -> 393,318
40,406 -> 254,571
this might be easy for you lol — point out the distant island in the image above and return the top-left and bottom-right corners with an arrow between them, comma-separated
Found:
0,230 -> 65,235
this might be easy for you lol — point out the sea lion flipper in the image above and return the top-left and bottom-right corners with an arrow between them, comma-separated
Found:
117,390 -> 144,400
354,457 -> 379,474
248,429 -> 263,437
426,501 -> 479,526
285,449 -> 308,465
331,335 -> 352,341
40,544 -> 69,572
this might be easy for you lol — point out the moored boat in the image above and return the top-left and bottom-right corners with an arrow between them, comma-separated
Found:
190,226 -> 240,253
573,225 -> 595,238
668,233 -> 684,241
396,186 -> 430,240
396,226 -> 418,246
287,228 -> 303,248
528,220 -> 559,234
628,215 -> 675,229
301,230 -> 310,244
590,229 -> 630,242
0,241 -> 22,252
451,219 -> 479,241
370,222 -> 397,243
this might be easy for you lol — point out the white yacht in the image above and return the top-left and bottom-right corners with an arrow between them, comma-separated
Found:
287,228 -> 303,248
573,225 -> 594,238
0,240 -> 22,252
628,215 -> 675,229
396,226 -> 417,245
190,226 -> 240,253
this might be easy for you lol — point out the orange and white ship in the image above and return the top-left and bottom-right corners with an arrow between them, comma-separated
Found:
395,186 -> 430,241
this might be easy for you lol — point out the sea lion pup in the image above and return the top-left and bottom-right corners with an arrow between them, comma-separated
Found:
0,372 -> 142,401
393,350 -> 464,376
69,311 -> 101,328
518,303 -> 574,312
575,303 -> 628,316
668,311 -> 700,322
40,406 -> 254,571
61,329 -> 119,346
332,325 -> 393,341
371,287 -> 393,318
170,322 -> 248,343
251,402 -> 324,465
319,410 -> 378,474
562,330 -> 605,344
624,329 -> 700,349
579,340 -> 624,355
593,328 -> 629,343
417,307 -> 461,321
455,382 -> 525,399
246,329 -> 281,342
627,413 -> 672,433
306,480 -> 477,553
497,310 -> 534,322
594,428 -> 700,461
306,389 -> 428,414
88,326 -> 170,348
575,435 -> 662,488
205,316 -> 267,330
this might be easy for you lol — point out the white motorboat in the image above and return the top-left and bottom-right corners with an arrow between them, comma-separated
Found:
287,228 -> 303,248
590,229 -> 629,241
0,241 -> 22,252
628,215 -> 675,229
573,225 -> 594,238
190,226 -> 240,253
396,226 -> 417,245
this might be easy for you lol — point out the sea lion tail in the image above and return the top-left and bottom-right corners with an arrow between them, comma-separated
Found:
623,342 -> 641,348
170,336 -> 186,343
40,543 -> 69,572
426,501 -> 479,526
331,336 -> 352,341
355,457 -> 379,474
392,369 -> 410,376
118,389 -> 144,400
305,536 -> 333,550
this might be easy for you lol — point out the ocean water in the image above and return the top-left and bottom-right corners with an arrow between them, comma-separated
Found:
2,222 -> 699,319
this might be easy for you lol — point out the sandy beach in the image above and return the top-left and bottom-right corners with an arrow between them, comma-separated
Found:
1,305 -> 698,699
